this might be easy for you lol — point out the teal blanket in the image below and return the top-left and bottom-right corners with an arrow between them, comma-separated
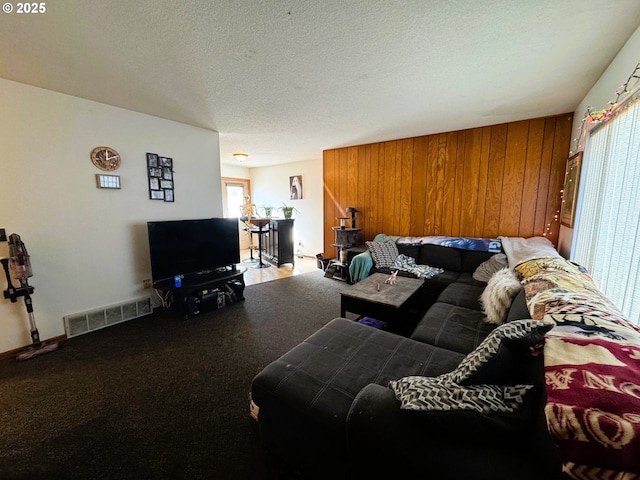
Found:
349,251 -> 374,283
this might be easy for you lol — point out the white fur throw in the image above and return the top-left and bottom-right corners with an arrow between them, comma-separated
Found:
480,268 -> 523,325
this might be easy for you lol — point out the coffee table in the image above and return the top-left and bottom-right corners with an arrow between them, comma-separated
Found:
340,273 -> 424,323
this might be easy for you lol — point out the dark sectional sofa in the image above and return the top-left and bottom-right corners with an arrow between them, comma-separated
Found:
251,239 -> 561,479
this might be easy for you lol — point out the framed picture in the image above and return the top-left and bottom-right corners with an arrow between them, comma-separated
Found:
163,168 -> 173,180
149,177 -> 160,190
150,189 -> 165,200
289,175 -> 303,200
146,153 -> 158,167
164,189 -> 174,202
149,167 -> 161,177
560,152 -> 583,228
160,180 -> 173,189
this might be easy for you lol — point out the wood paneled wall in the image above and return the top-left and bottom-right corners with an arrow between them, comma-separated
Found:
323,113 -> 573,256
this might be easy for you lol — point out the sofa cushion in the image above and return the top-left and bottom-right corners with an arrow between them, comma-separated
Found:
366,241 -> 398,268
411,303 -> 495,354
462,250 -> 500,273
480,268 -> 523,325
251,318 -> 465,467
422,269 -> 460,288
396,243 -> 420,261
417,244 -> 462,271
436,283 -> 485,311
455,272 -> 488,286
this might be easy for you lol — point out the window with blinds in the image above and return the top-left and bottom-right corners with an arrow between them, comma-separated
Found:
573,97 -> 640,325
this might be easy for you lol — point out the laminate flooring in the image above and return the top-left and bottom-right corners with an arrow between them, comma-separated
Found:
240,248 -> 319,286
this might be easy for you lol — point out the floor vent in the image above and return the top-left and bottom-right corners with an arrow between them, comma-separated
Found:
63,296 -> 152,338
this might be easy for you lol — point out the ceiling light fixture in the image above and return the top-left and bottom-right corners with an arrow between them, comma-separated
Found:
233,153 -> 248,162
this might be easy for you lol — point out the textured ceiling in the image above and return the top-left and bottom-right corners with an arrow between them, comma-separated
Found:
1,0 -> 639,167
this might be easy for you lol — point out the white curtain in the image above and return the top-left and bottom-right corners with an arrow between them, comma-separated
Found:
573,98 -> 640,325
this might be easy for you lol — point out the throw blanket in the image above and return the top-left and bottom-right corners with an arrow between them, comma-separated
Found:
499,235 -> 561,268
393,254 -> 443,279
516,257 -> 640,479
349,234 -> 503,283
348,251 -> 444,283
397,235 -> 502,253
349,251 -> 374,283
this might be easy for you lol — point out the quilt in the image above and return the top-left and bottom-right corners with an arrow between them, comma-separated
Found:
397,235 -> 502,253
516,257 -> 640,479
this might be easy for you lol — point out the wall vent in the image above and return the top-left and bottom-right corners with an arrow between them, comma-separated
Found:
63,296 -> 152,338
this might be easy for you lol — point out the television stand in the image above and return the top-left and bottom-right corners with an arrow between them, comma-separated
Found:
160,266 -> 247,319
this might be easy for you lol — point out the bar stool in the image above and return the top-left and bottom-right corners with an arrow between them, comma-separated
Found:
250,218 -> 271,269
240,216 -> 258,264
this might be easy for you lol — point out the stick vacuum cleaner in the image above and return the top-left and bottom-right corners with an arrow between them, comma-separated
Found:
1,233 -> 59,361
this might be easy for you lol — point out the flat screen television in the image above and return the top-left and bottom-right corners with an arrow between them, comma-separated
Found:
147,218 -> 240,286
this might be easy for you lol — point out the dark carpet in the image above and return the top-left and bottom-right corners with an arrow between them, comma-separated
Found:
0,270 -> 344,480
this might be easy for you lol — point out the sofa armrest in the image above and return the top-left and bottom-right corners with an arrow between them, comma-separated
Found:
346,383 -> 561,479
506,288 -> 531,321
347,383 -> 540,444
346,384 -> 406,450
346,384 -> 423,474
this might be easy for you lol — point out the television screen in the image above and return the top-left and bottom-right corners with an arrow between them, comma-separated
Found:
147,218 -> 240,285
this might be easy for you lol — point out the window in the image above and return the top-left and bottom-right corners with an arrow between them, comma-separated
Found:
573,97 -> 640,325
221,178 -> 251,218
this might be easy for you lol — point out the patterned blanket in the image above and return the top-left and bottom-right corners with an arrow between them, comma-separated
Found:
516,258 -> 640,478
396,235 -> 502,253
393,254 -> 443,279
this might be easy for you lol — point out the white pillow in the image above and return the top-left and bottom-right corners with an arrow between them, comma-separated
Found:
480,268 -> 523,325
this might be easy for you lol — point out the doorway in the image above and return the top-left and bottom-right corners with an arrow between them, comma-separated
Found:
221,177 -> 251,250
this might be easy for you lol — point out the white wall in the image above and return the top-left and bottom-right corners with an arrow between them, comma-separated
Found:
220,164 -> 251,180
250,160 -> 324,258
0,79 -> 222,354
558,26 -> 640,258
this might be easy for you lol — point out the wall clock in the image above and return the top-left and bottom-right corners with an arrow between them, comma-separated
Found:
90,146 -> 121,171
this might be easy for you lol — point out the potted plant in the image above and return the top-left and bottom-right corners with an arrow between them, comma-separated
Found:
260,205 -> 274,218
279,202 -> 301,219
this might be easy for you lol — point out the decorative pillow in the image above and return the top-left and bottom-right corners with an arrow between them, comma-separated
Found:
480,268 -> 523,325
366,241 -> 399,269
440,319 -> 554,386
390,376 -> 534,413
388,320 -> 553,431
472,253 -> 508,282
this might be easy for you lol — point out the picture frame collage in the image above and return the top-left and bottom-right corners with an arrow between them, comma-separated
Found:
146,153 -> 174,202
